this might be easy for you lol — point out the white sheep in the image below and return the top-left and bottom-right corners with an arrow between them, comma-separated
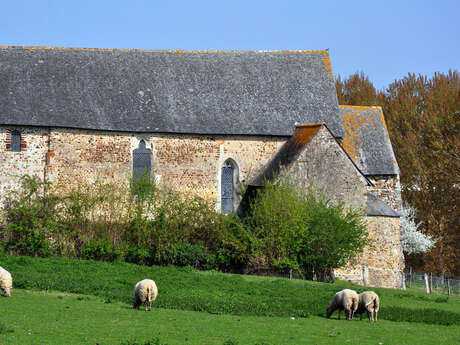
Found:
356,291 -> 380,323
326,289 -> 359,321
133,279 -> 158,311
0,266 -> 12,297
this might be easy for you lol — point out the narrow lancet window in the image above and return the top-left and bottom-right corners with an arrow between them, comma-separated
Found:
221,159 -> 238,214
133,140 -> 152,183
11,130 -> 21,152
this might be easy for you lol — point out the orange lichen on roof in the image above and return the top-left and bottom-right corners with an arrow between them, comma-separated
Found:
378,107 -> 390,135
320,52 -> 333,81
291,123 -> 323,151
341,107 -> 383,160
339,105 -> 382,110
0,46 -> 331,56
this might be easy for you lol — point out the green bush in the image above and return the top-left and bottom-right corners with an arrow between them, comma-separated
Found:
1,174 -> 367,279
1,175 -> 57,257
124,246 -> 153,265
214,214 -> 251,270
162,242 -> 215,269
243,178 -> 368,281
80,238 -> 123,262
0,175 -> 231,269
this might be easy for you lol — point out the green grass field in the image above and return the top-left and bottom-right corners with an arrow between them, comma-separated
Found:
0,255 -> 459,344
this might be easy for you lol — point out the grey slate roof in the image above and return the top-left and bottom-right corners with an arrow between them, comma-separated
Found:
0,47 -> 343,137
340,106 -> 399,175
366,193 -> 399,217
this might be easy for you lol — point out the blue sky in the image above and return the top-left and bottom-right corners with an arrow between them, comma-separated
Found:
2,0 -> 459,90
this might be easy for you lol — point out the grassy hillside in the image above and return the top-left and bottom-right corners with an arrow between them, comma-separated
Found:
1,255 -> 459,325
1,290 -> 459,345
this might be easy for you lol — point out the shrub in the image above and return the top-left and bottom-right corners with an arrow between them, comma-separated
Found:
163,242 -> 215,269
1,175 -> 58,257
1,174 -> 232,269
243,178 -> 368,281
214,214 -> 252,270
124,246 -> 153,265
1,174 -> 367,281
80,238 -> 123,262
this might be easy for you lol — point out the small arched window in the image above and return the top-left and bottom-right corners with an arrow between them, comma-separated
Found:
11,130 -> 21,152
221,159 -> 239,214
133,140 -> 152,182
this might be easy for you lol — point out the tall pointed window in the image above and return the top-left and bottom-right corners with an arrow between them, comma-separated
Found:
133,140 -> 152,183
221,159 -> 238,214
11,130 -> 21,152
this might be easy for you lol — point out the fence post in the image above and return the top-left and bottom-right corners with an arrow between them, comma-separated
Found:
447,279 -> 451,296
289,269 -> 292,280
362,264 -> 367,286
409,267 -> 412,288
424,273 -> 430,294
430,273 -> 433,293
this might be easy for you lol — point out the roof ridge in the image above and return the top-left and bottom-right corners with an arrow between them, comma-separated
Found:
0,46 -> 329,55
339,105 -> 382,110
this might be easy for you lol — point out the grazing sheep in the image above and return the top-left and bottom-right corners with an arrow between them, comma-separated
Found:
326,289 -> 359,321
0,266 -> 12,297
356,291 -> 380,323
133,279 -> 158,311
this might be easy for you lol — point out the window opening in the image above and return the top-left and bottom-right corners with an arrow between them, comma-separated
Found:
221,160 -> 235,214
133,139 -> 152,183
11,130 -> 21,152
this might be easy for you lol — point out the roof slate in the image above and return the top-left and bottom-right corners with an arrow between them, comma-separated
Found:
340,105 -> 399,175
366,193 -> 399,217
0,47 -> 343,137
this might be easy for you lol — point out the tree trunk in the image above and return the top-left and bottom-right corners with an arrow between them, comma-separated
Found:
316,267 -> 335,283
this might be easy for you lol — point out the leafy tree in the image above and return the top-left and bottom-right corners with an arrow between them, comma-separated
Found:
382,71 -> 460,275
335,72 -> 379,105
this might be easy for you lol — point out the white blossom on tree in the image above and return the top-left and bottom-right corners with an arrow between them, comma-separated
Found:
400,203 -> 435,254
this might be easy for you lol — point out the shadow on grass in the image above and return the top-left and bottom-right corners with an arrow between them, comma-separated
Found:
316,308 -> 460,326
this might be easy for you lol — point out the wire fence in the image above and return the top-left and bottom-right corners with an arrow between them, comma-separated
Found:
405,268 -> 460,296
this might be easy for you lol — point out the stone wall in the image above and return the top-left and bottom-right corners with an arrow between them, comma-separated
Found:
152,134 -> 285,209
46,129 -> 133,188
41,128 -> 286,210
335,216 -> 404,289
367,175 -> 402,212
287,126 -> 369,210
0,126 -> 49,206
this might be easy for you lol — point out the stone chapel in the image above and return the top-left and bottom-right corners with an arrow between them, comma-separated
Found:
0,46 -> 404,288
